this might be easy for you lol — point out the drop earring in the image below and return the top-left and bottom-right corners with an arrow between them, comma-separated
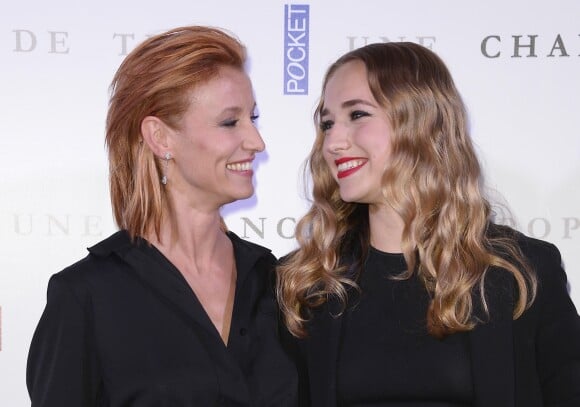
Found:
161,152 -> 172,185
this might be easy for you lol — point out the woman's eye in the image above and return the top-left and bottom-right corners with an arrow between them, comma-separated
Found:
221,119 -> 238,127
250,114 -> 260,124
319,120 -> 333,131
351,110 -> 370,120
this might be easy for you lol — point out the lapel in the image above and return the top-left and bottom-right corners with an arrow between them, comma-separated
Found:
468,269 -> 516,407
304,297 -> 343,407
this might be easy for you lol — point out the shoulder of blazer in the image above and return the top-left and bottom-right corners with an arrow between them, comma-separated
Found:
50,231 -> 133,287
482,225 -> 576,350
87,229 -> 134,257
515,232 -> 562,271
487,223 -> 561,267
489,225 -> 565,304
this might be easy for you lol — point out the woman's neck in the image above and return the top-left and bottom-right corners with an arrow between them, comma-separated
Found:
368,203 -> 405,254
145,198 -> 230,275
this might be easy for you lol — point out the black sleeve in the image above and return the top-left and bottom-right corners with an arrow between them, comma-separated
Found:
533,244 -> 580,406
27,273 -> 102,407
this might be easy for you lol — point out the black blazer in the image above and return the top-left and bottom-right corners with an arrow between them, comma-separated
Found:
290,233 -> 580,406
27,230 -> 298,406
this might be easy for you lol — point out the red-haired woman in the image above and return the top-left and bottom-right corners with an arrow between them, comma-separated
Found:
27,26 -> 297,406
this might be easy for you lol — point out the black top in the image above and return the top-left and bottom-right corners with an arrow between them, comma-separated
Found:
27,230 -> 298,407
337,247 -> 472,406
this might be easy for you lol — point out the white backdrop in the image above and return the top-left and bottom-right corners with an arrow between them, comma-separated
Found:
1,1 -> 579,404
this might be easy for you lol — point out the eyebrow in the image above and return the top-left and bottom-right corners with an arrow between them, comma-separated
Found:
218,102 -> 257,116
320,98 -> 376,117
220,106 -> 243,115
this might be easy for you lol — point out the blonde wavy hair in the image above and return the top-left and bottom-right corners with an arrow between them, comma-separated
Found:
277,42 -> 537,338
106,26 -> 244,239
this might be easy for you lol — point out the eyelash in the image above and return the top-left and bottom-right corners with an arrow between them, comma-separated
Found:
221,119 -> 238,127
221,114 -> 260,128
350,110 -> 370,120
319,110 -> 370,131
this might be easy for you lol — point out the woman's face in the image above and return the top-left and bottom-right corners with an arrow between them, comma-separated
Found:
168,65 -> 265,210
320,60 -> 394,205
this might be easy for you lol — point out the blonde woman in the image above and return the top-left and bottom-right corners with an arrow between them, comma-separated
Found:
278,42 -> 580,406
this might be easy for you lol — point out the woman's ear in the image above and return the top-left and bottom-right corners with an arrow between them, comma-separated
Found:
141,116 -> 171,158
